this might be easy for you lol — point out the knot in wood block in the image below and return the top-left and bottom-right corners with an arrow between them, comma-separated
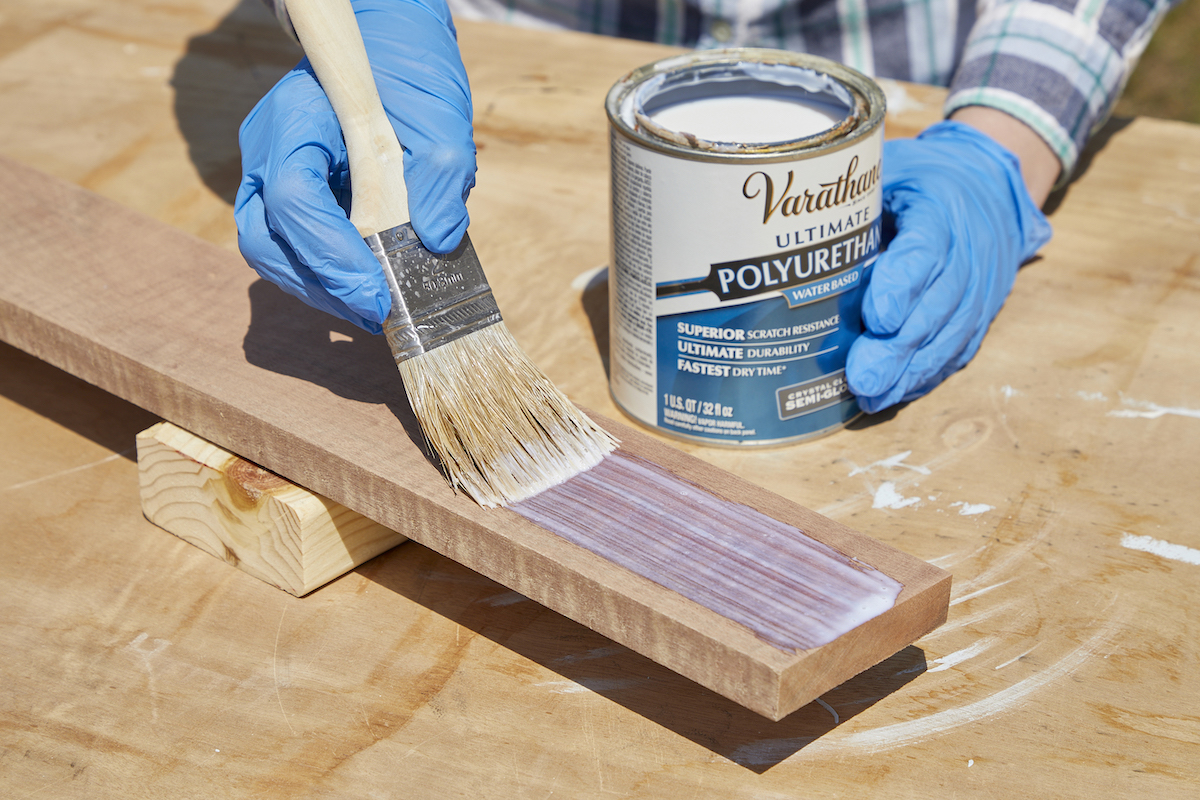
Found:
224,458 -> 290,506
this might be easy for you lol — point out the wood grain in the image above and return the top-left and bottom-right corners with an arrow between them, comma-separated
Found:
137,421 -> 406,596
3,4 -> 1200,797
0,152 -> 948,719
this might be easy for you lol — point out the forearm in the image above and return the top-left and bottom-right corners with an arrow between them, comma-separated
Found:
948,106 -> 1059,208
944,0 -> 1179,188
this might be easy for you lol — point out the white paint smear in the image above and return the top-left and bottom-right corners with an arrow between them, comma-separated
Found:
994,644 -> 1039,670
1120,533 -> 1200,566
815,697 -> 840,725
481,591 -> 529,607
830,617 -> 1119,754
552,646 -> 625,665
1109,398 -> 1200,420
5,450 -> 129,492
936,599 -> 1021,635
950,501 -> 994,516
850,450 -> 931,477
1000,385 -> 1019,399
925,638 -> 997,673
873,482 -> 921,510
949,579 -> 1014,607
1077,391 -> 1107,402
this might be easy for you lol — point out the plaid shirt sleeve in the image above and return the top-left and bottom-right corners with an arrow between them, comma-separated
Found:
946,0 -> 1181,177
268,0 -> 1179,177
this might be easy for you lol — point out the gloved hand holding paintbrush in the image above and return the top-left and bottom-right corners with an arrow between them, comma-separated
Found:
236,0 -> 473,333
237,0 -> 616,507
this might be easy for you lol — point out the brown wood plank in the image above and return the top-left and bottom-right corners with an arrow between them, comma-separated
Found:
0,152 -> 948,720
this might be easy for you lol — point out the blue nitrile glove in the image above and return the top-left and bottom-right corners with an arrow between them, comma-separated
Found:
234,0 -> 476,334
846,120 -> 1052,413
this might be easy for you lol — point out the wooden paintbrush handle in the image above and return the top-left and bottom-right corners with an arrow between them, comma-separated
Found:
287,0 -> 410,237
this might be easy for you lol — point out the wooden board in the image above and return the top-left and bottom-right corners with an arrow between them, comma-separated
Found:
0,153 -> 948,720
137,421 -> 406,596
3,4 -> 1200,796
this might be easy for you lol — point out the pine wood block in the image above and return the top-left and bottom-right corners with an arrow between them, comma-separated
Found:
0,153 -> 951,720
137,421 -> 406,596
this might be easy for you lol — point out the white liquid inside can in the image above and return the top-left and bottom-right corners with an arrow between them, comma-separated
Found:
648,94 -> 842,144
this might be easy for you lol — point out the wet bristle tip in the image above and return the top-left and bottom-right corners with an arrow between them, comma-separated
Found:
397,323 -> 619,507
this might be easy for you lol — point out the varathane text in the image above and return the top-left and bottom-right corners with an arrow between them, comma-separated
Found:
742,155 -> 881,224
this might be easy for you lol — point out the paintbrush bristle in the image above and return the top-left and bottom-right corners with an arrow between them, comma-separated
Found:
398,322 -> 618,508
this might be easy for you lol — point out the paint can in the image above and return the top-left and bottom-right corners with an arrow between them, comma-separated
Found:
605,49 -> 885,446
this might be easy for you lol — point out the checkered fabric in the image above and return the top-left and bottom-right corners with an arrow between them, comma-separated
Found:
447,0 -> 1179,175
265,0 -> 1181,176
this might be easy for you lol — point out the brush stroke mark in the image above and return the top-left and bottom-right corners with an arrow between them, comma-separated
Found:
552,646 -> 626,665
831,614 -> 1121,754
514,451 -> 902,652
995,644 -> 1039,670
925,543 -> 990,570
124,632 -> 170,723
924,637 -> 1000,673
934,599 -> 1021,635
479,591 -> 530,607
949,579 -> 1014,607
815,697 -> 840,725
272,605 -> 297,736
4,449 -> 130,492
536,678 -> 644,695
1121,533 -> 1200,566
950,509 -> 1055,599
1109,398 -> 1200,420
988,386 -> 1022,447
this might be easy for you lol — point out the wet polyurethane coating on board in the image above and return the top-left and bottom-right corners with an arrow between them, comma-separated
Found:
513,451 -> 901,652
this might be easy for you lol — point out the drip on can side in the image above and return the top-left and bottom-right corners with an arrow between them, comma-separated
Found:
605,49 -> 886,447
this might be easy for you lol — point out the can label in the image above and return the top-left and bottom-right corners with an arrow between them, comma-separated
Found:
609,121 -> 882,445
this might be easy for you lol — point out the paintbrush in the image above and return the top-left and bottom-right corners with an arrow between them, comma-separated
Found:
287,0 -> 616,507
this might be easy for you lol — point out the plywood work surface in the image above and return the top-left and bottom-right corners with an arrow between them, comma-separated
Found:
2,1 -> 1200,797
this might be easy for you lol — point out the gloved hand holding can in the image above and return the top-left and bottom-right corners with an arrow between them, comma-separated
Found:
847,120 -> 1053,413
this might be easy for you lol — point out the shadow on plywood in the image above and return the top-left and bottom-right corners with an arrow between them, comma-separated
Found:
356,541 -> 928,773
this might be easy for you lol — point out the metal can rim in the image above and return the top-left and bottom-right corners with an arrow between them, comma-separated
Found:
605,48 -> 886,165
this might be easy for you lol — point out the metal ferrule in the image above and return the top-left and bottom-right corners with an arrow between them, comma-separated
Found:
366,224 -> 502,363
